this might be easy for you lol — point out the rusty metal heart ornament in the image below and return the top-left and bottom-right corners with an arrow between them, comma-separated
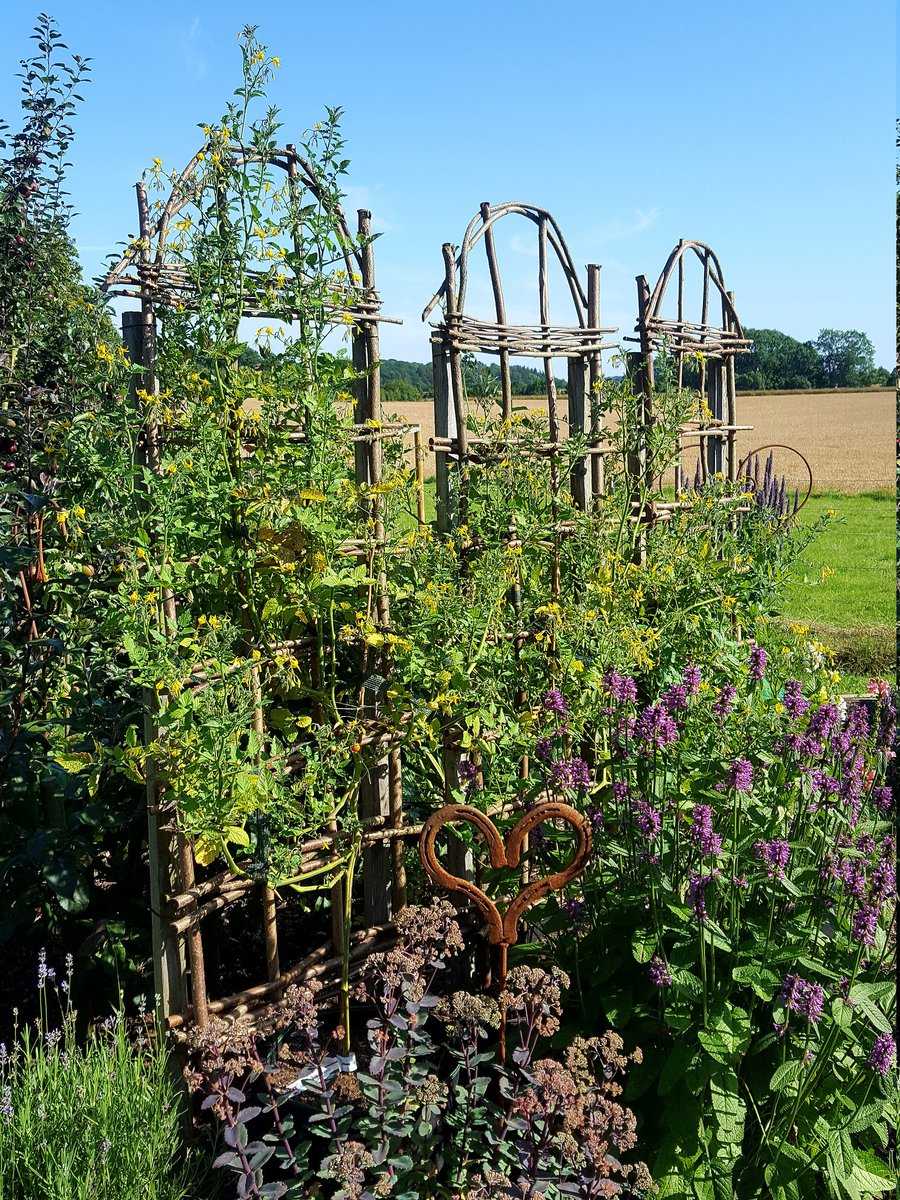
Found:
418,801 -> 592,949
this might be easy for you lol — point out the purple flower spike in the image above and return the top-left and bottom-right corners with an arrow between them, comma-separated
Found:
748,642 -> 768,682
754,838 -> 791,879
682,664 -> 702,694
779,974 -> 825,1023
542,689 -> 568,716
633,799 -> 661,841
550,756 -> 591,793
661,683 -> 689,714
712,684 -> 737,719
783,680 -> 810,719
867,1033 -> 896,1076
687,872 -> 718,921
728,757 -> 754,793
851,904 -> 878,947
691,804 -> 723,858
648,955 -> 672,988
634,703 -> 678,750
603,669 -> 638,703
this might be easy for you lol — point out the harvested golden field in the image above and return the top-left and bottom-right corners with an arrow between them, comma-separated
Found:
385,388 -> 894,494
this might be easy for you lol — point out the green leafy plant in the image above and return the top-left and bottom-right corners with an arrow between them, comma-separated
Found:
0,952 -> 199,1200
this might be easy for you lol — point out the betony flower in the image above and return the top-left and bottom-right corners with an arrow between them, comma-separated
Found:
748,642 -> 767,681
682,664 -> 702,694
542,689 -> 568,716
550,757 -> 591,793
603,669 -> 638,702
632,800 -> 661,841
851,904 -> 878,947
661,683 -> 688,714
647,955 -> 672,988
691,804 -> 722,858
783,680 -> 810,719
687,871 -> 718,921
634,703 -> 678,750
754,838 -> 790,879
712,684 -> 737,718
779,974 -> 825,1023
728,758 -> 753,792
867,1033 -> 896,1076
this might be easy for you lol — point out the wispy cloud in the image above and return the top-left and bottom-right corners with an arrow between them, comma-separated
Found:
180,17 -> 208,82
590,207 -> 661,243
343,185 -> 396,234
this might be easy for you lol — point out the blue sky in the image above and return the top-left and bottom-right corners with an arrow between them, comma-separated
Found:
2,1 -> 895,365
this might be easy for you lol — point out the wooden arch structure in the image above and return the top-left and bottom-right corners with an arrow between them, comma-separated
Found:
634,239 -> 752,492
422,200 -> 617,527
101,142 -> 417,1033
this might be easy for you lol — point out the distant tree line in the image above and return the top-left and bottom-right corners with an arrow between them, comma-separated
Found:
239,328 -> 893,399
380,358 -> 568,402
731,328 -> 892,391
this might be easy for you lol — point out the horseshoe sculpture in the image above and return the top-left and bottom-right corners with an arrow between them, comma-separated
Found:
419,801 -> 592,1059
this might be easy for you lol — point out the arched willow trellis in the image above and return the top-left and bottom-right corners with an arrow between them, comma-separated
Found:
632,239 -> 752,495
104,164 -> 754,1035
103,143 -> 425,1032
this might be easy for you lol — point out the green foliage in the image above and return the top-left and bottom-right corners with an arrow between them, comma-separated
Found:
733,329 -> 824,391
527,665 -> 896,1198
377,357 -> 568,400
190,902 -> 653,1198
0,17 -> 147,978
0,955 -> 198,1200
813,329 -> 881,390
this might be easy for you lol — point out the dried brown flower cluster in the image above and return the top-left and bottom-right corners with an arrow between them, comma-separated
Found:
502,964 -> 570,1039
434,990 -> 501,1035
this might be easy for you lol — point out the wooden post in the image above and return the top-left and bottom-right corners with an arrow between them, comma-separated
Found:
632,275 -> 655,564
359,678 -> 391,923
706,359 -> 724,477
432,340 -> 453,533
567,356 -> 587,510
122,306 -> 186,1024
725,290 -> 738,481
480,202 -> 512,420
357,209 -> 393,926
586,264 -> 604,502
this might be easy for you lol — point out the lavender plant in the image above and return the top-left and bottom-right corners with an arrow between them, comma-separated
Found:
0,952 -> 198,1200
187,901 -> 653,1199
523,655 -> 897,1199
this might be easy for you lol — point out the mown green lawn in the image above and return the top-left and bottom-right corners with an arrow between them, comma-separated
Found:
780,491 -> 895,690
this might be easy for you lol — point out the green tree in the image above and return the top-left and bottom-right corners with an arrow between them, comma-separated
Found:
813,328 -> 877,387
383,374 -> 421,402
734,328 -> 823,390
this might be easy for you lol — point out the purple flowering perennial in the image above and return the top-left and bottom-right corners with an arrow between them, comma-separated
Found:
682,664 -> 702,694
728,757 -> 753,792
691,804 -> 723,858
550,756 -> 591,793
634,703 -> 678,750
748,642 -> 768,682
851,904 -> 878,947
632,800 -> 661,841
867,1033 -> 896,1076
542,688 -> 568,716
603,669 -> 638,702
754,838 -> 790,879
712,684 -> 737,718
661,683 -> 688,714
779,974 -> 825,1023
647,955 -> 672,988
687,871 -> 718,921
783,680 -> 810,719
